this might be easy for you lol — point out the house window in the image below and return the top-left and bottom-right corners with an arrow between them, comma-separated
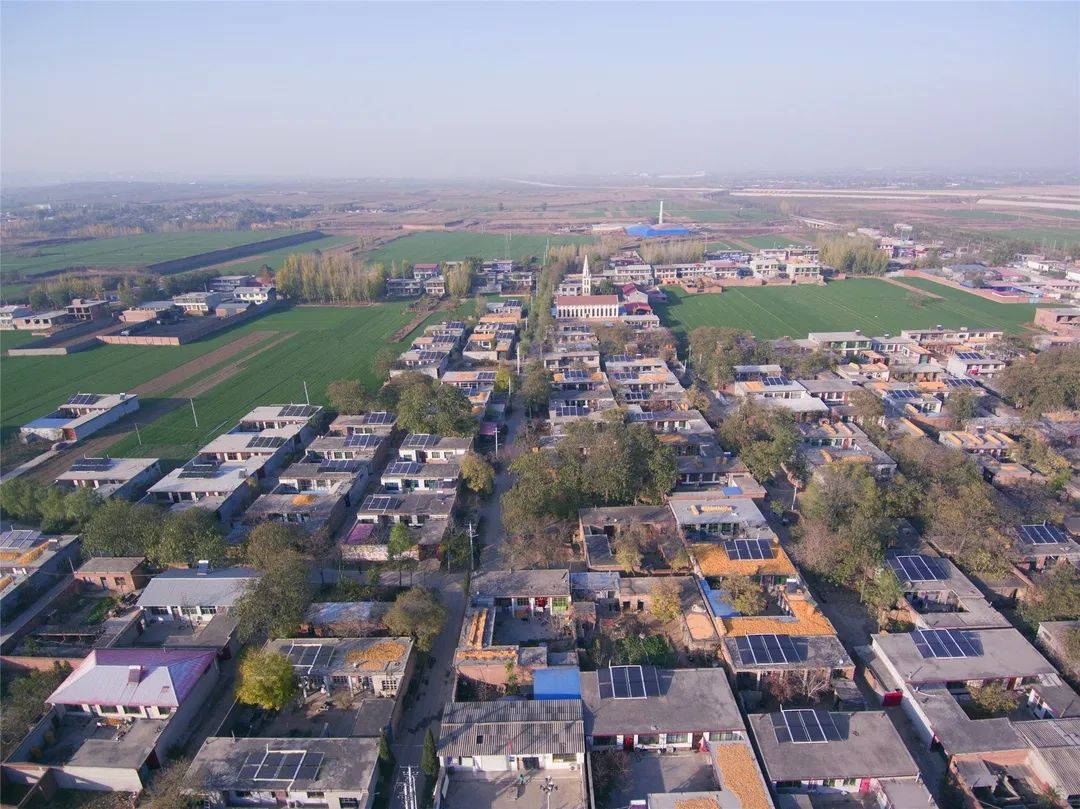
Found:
99,705 -> 119,714
122,705 -> 141,715
551,596 -> 569,612
113,577 -> 127,586
380,678 -> 399,693
666,733 -> 689,744
709,731 -> 739,742
306,792 -> 325,799
158,707 -> 172,716
592,736 -> 616,747
151,607 -> 169,616
842,779 -> 858,787
331,675 -> 349,687
340,799 -> 360,809
553,753 -> 578,763
180,606 -> 199,615
202,606 -> 218,615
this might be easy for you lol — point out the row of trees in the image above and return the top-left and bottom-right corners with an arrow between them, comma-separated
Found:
81,501 -> 233,569
0,478 -> 99,534
274,252 -> 388,303
639,239 -> 707,265
816,235 -> 890,276
998,346 -> 1080,413
688,326 -> 835,389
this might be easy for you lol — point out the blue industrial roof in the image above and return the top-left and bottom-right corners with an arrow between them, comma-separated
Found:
625,224 -> 692,238
533,666 -> 582,700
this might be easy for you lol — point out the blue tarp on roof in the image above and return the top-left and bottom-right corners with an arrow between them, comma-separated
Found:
533,666 -> 582,700
625,224 -> 692,238
701,580 -> 738,618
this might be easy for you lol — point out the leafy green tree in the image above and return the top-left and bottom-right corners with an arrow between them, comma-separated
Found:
387,523 -> 417,585
520,360 -> 551,416
494,366 -> 513,394
718,398 -> 800,482
721,575 -> 765,615
967,682 -> 1019,718
944,388 -> 978,423
460,452 -> 495,496
391,374 -> 477,437
998,346 -> 1080,414
233,550 -> 312,642
649,578 -> 682,622
1019,565 -> 1080,627
81,499 -> 162,558
384,587 -> 447,652
421,728 -> 439,778
0,478 -> 44,524
151,508 -> 227,568
236,650 -> 297,711
613,633 -> 677,667
326,379 -> 370,415
140,757 -> 203,809
378,730 -> 395,769
860,569 -> 904,626
245,522 -> 303,570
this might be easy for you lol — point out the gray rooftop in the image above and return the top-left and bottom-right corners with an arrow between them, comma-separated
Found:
76,556 -> 146,574
136,566 -> 261,609
581,667 -> 742,736
724,634 -> 853,673
749,711 -> 918,782
438,700 -> 584,758
471,569 -> 571,599
872,628 -> 1056,684
188,736 -> 379,794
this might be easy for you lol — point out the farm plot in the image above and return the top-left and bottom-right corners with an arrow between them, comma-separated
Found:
740,234 -> 812,250
199,235 -> 356,277
1,230 -> 300,278
366,232 -> 594,265
657,279 -> 1036,341
987,227 -> 1080,249
103,303 -> 459,463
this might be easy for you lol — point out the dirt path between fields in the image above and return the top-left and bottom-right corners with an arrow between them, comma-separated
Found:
176,331 -> 297,398
881,277 -> 944,299
130,330 -> 276,396
27,330 -> 296,483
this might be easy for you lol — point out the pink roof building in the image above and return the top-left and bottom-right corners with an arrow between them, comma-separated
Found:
49,648 -> 217,709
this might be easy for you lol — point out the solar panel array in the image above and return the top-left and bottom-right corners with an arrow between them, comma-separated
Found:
622,391 -> 648,402
734,634 -> 807,665
344,434 -> 381,449
1018,524 -> 1065,545
317,459 -> 361,474
69,457 -> 112,472
385,461 -> 422,476
66,393 -> 102,406
954,351 -> 985,361
418,350 -> 447,363
286,643 -> 332,671
249,435 -> 287,449
476,372 -> 497,383
238,749 -> 324,785
562,369 -> 588,381
279,405 -> 317,418
178,461 -> 222,479
610,372 -> 637,382
404,434 -> 438,449
888,555 -> 946,582
363,411 -> 394,425
596,665 -> 661,700
0,529 -> 40,551
772,709 -> 842,744
723,539 -> 773,561
763,376 -> 792,387
554,405 -> 587,418
912,629 -> 982,659
945,377 -> 981,388
361,495 -> 397,512
888,389 -> 921,400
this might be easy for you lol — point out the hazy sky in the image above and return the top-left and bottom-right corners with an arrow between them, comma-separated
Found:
2,1 -> 1078,181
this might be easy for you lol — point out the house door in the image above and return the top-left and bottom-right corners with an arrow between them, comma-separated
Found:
623,736 -> 634,752
858,779 -> 872,794
522,757 -> 541,771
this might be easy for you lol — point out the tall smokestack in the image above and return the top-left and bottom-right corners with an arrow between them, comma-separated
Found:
658,201 -> 664,225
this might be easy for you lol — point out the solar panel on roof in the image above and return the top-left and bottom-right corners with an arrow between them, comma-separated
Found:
405,434 -> 438,448
889,554 -> 947,582
69,457 -> 112,472
945,377 -> 980,388
610,372 -> 636,381
912,629 -> 982,659
344,434 -> 381,449
279,404 -> 317,418
563,369 -> 588,381
889,389 -> 920,400
599,665 -> 659,700
249,435 -> 287,449
363,411 -> 394,425
418,351 -> 446,362
555,405 -> 586,417
476,372 -> 497,383
362,495 -> 396,512
954,351 -> 984,361
66,393 -> 102,406
1019,524 -> 1065,545
0,529 -> 40,551
723,539 -> 773,561
780,709 -> 837,744
318,459 -> 360,474
736,633 -> 807,665
623,391 -> 648,402
385,461 -> 422,476
763,376 -> 791,386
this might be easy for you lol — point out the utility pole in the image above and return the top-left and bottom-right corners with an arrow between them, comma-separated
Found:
303,380 -> 310,405
466,522 -> 476,572
189,399 -> 199,428
790,480 -> 799,511
516,343 -> 522,375
134,422 -> 142,446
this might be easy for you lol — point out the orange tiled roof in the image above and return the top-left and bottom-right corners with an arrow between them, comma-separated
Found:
722,595 -> 837,637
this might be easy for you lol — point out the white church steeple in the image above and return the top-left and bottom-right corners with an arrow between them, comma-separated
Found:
581,254 -> 592,296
